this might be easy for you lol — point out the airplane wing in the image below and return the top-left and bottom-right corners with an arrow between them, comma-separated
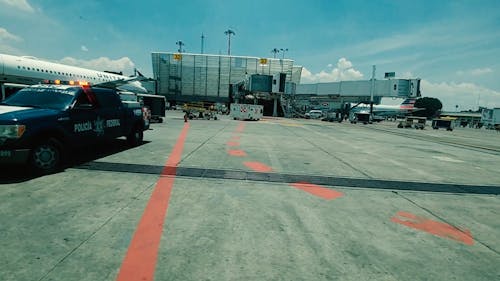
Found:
94,76 -> 153,88
94,77 -> 133,89
94,76 -> 154,93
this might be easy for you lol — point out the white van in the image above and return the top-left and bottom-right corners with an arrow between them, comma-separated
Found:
230,103 -> 264,120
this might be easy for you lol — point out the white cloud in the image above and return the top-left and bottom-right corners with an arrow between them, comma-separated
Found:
421,80 -> 500,111
0,0 -> 34,13
470,68 -> 493,76
58,56 -> 136,75
81,45 -> 88,52
0,27 -> 22,42
457,68 -> 493,76
301,58 -> 364,83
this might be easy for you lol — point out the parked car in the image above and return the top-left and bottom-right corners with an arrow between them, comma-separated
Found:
305,110 -> 323,119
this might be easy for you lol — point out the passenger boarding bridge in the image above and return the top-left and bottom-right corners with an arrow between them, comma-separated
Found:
284,78 -> 421,117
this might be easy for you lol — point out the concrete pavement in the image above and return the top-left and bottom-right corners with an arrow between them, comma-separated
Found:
1,111 -> 499,280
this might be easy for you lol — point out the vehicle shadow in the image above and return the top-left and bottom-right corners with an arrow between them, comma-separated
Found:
0,139 -> 150,184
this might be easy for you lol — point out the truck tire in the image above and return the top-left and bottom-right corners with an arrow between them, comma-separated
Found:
127,124 -> 144,146
30,138 -> 62,174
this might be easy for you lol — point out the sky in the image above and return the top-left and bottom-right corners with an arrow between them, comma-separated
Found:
0,0 -> 499,111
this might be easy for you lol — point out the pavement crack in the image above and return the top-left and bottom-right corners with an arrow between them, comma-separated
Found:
285,125 -> 373,179
178,121 -> 231,165
37,181 -> 156,281
393,191 -> 500,255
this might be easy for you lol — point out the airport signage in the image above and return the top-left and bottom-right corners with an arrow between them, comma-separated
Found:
173,54 -> 182,60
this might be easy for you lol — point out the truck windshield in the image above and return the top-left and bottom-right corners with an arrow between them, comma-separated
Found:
2,87 -> 78,110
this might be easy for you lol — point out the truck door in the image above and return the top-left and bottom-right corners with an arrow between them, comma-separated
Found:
68,89 -> 99,145
93,89 -> 125,139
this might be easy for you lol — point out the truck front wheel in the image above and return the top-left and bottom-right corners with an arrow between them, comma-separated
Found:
30,138 -> 62,174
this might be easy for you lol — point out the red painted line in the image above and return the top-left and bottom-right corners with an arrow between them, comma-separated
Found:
226,141 -> 240,147
116,123 -> 190,281
243,161 -> 273,172
227,149 -> 247,157
391,211 -> 474,245
235,122 -> 245,133
290,182 -> 343,200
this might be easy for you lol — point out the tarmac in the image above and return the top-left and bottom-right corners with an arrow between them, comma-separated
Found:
1,111 -> 499,281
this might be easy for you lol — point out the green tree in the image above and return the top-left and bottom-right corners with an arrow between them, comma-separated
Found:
413,97 -> 443,118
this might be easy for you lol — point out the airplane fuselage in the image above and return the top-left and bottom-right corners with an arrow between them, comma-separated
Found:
0,53 -> 147,99
350,98 -> 419,118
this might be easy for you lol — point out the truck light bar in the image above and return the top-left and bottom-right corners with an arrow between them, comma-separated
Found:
42,79 -> 91,86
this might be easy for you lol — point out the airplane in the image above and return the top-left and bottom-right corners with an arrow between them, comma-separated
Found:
349,98 -> 422,121
0,53 -> 151,100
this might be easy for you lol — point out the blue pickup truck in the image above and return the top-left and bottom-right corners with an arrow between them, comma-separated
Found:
0,84 -> 147,174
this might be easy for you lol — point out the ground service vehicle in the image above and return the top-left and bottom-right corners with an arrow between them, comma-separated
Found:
432,118 -> 454,131
138,94 -> 166,123
481,108 -> 500,130
230,103 -> 263,121
0,84 -> 147,173
398,116 -> 427,129
183,102 -> 218,120
351,112 -> 371,124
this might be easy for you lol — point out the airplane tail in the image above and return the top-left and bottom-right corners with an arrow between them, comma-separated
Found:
134,68 -> 145,77
400,98 -> 416,109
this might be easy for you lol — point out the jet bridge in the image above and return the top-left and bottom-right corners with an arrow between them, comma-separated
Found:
284,78 -> 421,118
295,78 -> 421,99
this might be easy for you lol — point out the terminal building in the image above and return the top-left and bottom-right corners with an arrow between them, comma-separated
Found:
151,52 -> 422,117
151,52 -> 302,104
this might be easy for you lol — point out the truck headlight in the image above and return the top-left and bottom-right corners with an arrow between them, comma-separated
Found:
0,125 -> 26,138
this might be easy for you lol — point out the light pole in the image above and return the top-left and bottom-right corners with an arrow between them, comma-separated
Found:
201,33 -> 205,54
176,40 -> 185,53
280,48 -> 288,59
279,48 -> 288,72
271,48 -> 280,58
224,29 -> 235,55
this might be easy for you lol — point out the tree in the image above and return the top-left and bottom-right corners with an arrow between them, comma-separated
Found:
413,97 -> 443,118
